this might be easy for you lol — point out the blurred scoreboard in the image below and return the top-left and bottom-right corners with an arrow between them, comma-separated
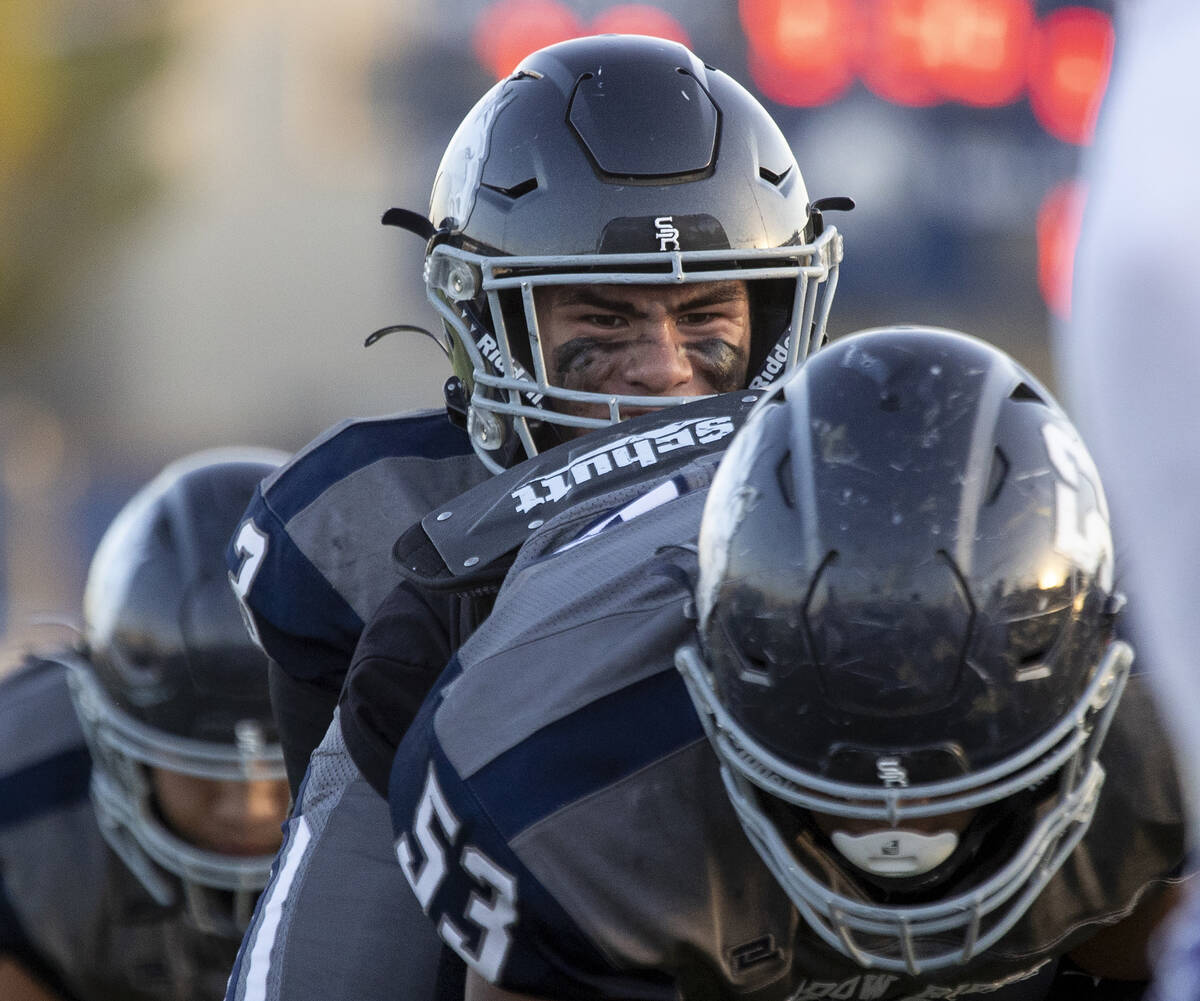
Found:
382,0 -> 1114,357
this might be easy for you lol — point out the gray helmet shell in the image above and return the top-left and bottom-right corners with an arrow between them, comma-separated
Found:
423,34 -> 844,470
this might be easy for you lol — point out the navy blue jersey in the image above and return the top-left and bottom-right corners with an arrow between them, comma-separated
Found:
387,483 -> 1188,1001
225,409 -> 489,686
226,408 -> 753,1001
0,655 -> 243,1000
223,409 -> 491,791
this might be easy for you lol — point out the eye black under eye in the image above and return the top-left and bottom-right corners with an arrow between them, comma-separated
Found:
689,339 -> 741,362
554,338 -> 613,372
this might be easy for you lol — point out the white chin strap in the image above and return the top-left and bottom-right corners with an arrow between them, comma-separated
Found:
830,829 -> 959,877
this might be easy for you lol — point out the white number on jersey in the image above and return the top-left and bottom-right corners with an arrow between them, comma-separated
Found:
229,519 -> 269,648
396,764 -> 518,983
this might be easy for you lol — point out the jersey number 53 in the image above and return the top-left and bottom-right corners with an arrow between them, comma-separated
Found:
396,764 -> 519,982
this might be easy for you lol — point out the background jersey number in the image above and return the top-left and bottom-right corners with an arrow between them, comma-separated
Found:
229,519 -> 268,647
396,764 -> 518,982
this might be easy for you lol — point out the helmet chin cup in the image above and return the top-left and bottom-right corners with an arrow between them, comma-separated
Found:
830,829 -> 959,878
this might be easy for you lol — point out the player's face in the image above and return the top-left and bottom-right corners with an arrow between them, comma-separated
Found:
534,280 -> 752,427
151,768 -> 290,856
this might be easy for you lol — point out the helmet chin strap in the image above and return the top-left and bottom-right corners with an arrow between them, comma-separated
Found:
830,829 -> 960,878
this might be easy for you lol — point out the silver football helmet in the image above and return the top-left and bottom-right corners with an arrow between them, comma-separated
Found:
392,34 -> 848,473
67,447 -> 289,937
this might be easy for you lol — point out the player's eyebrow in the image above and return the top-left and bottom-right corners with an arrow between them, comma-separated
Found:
546,281 -> 748,318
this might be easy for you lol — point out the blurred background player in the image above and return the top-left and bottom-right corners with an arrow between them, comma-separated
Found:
223,33 -> 848,1001
0,448 -> 291,1001
384,326 -> 1188,1000
1052,2 -> 1200,996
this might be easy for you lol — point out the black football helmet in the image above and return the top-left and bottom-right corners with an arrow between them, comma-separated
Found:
66,446 -> 289,937
676,326 -> 1127,974
388,33 -> 848,472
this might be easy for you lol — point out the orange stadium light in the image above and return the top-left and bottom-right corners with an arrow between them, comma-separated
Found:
589,5 -> 691,45
739,0 -> 860,107
925,0 -> 1033,108
1027,6 -> 1114,144
857,0 -> 942,107
472,0 -> 585,80
1036,178 -> 1087,318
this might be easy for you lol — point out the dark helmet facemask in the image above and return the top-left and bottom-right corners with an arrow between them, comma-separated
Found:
68,656 -> 285,936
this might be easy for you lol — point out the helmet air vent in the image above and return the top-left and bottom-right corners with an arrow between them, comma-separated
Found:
759,164 -> 792,187
481,177 -> 539,200
1009,381 -> 1045,404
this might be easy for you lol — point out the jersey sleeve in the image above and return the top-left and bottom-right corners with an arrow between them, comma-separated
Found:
387,664 -> 677,1001
225,413 -> 489,797
223,411 -> 486,687
226,477 -> 366,794
226,477 -> 365,685
0,657 -> 93,992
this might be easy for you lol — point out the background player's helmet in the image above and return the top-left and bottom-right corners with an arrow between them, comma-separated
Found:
677,327 -> 1127,974
66,447 -> 289,937
405,33 -> 847,472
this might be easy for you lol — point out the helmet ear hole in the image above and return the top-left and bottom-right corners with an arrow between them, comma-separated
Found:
443,376 -> 470,430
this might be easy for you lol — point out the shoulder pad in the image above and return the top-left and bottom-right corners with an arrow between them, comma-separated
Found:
393,390 -> 762,588
260,409 -> 476,503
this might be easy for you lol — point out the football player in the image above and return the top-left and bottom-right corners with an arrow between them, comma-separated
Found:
227,32 -> 847,797
223,33 -> 849,1001
382,326 -> 1189,1000
0,448 -> 291,1001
